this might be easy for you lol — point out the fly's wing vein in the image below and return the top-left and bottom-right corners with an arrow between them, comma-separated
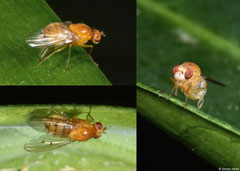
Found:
24,135 -> 72,152
26,22 -> 77,48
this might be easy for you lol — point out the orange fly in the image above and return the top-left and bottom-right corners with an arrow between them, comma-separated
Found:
168,62 -> 225,109
26,22 -> 105,71
24,106 -> 106,152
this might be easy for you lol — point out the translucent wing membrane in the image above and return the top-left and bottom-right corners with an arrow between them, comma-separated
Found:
28,117 -> 46,133
24,135 -> 73,152
26,31 -> 72,48
205,76 -> 226,87
28,116 -> 73,137
39,47 -> 55,59
26,22 -> 76,48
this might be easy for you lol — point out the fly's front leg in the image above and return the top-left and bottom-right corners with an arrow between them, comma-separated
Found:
167,77 -> 178,100
81,44 -> 98,67
81,44 -> 93,55
184,82 -> 192,109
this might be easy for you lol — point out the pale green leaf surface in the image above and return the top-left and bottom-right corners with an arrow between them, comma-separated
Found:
0,0 -> 110,85
0,105 -> 136,171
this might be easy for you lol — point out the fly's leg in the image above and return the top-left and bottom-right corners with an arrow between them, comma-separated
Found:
184,97 -> 188,109
40,47 -> 50,59
86,106 -> 95,122
167,77 -> 178,100
34,45 -> 68,68
81,44 -> 98,66
71,103 -> 79,120
81,44 -> 93,55
64,45 -> 72,72
71,105 -> 94,122
69,138 -> 75,143
184,82 -> 192,109
50,107 -> 64,115
188,87 -> 207,109
197,98 -> 204,109
73,103 -> 77,116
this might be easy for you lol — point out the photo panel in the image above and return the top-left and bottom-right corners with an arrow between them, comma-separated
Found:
0,0 -> 135,85
0,86 -> 136,170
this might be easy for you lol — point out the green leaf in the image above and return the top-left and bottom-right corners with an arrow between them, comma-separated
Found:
137,82 -> 240,168
0,0 -> 110,85
0,105 -> 136,171
137,0 -> 240,167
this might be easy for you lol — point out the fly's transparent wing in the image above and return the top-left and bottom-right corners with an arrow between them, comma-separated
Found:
24,135 -> 73,152
39,47 -> 55,59
28,117 -> 46,133
26,22 -> 75,48
28,115 -> 73,137
202,75 -> 226,87
205,77 -> 226,87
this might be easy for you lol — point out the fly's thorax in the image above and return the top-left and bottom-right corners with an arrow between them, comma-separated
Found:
181,62 -> 201,77
43,114 -> 73,138
68,123 -> 96,141
68,23 -> 93,46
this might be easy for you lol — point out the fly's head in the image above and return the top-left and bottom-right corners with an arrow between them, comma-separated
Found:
91,29 -> 105,44
93,122 -> 106,139
172,64 -> 193,82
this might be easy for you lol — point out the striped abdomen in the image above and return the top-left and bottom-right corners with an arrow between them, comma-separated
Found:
43,115 -> 74,138
43,22 -> 69,36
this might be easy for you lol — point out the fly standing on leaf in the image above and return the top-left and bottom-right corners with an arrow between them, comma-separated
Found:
24,106 -> 106,152
26,21 -> 105,71
168,62 -> 225,109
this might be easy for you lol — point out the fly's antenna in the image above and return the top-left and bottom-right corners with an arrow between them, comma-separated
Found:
101,31 -> 106,37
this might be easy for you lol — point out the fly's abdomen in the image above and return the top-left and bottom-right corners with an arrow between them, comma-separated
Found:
43,115 -> 74,138
43,22 -> 68,36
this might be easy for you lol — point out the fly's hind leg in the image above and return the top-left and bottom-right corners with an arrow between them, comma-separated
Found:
81,44 -> 98,67
197,98 -> 204,109
50,107 -> 65,116
35,45 -> 68,68
188,87 -> 207,109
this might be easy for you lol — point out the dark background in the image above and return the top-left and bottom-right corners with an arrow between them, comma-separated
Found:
138,114 -> 218,171
45,0 -> 136,85
0,86 -> 135,107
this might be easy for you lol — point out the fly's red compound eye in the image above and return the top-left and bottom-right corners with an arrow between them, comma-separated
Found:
95,122 -> 103,131
172,65 -> 179,75
185,68 -> 193,79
